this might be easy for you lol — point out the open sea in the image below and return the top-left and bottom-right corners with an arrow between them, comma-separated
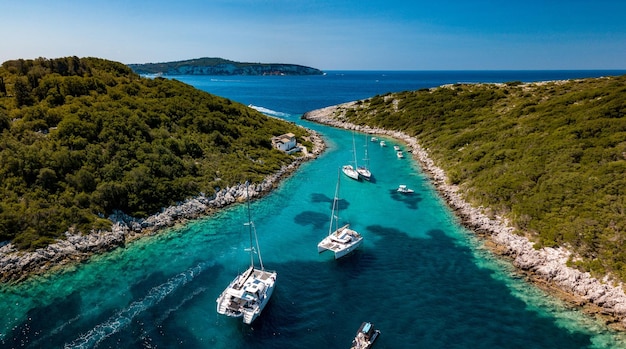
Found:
2,70 -> 626,349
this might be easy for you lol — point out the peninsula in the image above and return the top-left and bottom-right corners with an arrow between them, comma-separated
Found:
128,57 -> 324,76
0,56 -> 325,282
302,74 -> 626,330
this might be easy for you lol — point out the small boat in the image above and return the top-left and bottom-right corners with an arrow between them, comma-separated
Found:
318,169 -> 363,259
396,151 -> 404,159
351,322 -> 381,349
397,184 -> 414,194
370,136 -> 378,142
379,140 -> 386,147
393,145 -> 400,151
216,183 -> 277,324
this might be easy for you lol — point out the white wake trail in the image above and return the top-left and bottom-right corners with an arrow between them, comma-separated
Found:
248,104 -> 291,118
64,261 -> 212,349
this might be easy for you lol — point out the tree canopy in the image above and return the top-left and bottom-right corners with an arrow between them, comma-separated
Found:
339,76 -> 626,281
0,56 -> 308,250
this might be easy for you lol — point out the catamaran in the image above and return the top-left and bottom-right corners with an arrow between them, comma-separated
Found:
318,170 -> 363,259
216,183 -> 277,324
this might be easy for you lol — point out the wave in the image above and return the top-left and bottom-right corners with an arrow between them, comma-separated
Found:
248,104 -> 291,118
64,261 -> 213,349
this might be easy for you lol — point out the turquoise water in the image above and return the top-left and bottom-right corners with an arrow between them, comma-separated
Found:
2,71 -> 626,348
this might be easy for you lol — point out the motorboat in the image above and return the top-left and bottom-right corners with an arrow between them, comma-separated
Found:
397,184 -> 414,194
350,322 -> 381,349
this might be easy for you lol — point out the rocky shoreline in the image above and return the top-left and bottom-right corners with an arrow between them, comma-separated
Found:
0,129 -> 326,283
302,102 -> 626,331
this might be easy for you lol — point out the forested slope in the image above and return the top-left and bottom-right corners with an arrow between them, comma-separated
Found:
339,76 -> 626,280
0,57 -> 308,250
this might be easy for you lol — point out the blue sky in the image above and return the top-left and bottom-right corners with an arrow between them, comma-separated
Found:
1,0 -> 625,70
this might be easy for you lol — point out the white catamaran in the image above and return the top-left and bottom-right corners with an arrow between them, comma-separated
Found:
318,170 -> 363,259
216,183 -> 277,324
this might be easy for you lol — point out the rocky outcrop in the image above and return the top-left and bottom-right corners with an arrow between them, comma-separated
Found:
0,129 -> 325,283
303,102 -> 626,329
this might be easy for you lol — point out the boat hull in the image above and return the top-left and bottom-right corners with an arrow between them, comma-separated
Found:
333,237 -> 363,259
243,272 -> 276,324
342,165 -> 360,180
357,167 -> 371,180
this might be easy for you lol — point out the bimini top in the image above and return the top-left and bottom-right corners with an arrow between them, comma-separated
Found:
361,322 -> 372,333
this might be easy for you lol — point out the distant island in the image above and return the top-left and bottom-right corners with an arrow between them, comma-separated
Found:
128,57 -> 324,76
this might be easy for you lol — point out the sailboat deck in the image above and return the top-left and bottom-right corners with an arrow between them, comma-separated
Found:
318,240 -> 344,252
252,269 -> 276,280
319,224 -> 362,252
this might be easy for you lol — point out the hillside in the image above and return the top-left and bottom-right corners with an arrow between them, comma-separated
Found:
0,56 -> 311,250
325,76 -> 626,281
128,57 -> 324,76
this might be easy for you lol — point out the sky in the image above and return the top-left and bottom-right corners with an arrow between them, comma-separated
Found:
1,0 -> 625,70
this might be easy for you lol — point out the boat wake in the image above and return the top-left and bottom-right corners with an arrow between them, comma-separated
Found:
155,286 -> 207,326
210,78 -> 243,82
248,104 -> 291,118
64,261 -> 213,349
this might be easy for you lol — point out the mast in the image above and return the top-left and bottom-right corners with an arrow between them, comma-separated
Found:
245,182 -> 265,270
329,168 -> 341,236
362,134 -> 369,169
352,132 -> 358,168
246,182 -> 254,269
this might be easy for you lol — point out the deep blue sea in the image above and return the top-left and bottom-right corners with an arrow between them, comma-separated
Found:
2,71 -> 626,349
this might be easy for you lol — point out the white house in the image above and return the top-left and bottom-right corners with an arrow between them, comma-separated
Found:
272,133 -> 299,153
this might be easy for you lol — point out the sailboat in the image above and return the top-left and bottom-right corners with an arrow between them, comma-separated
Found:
342,133 -> 361,181
357,134 -> 372,180
216,183 -> 277,324
318,169 -> 363,259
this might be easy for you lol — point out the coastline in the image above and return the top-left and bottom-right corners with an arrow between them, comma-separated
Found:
0,128 -> 326,283
302,102 -> 626,331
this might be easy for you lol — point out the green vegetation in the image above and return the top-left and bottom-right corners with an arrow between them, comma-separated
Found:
0,57 -> 308,250
341,77 -> 626,281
